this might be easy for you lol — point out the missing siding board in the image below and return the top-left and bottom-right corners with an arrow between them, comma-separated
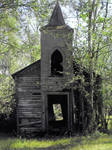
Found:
32,93 -> 41,95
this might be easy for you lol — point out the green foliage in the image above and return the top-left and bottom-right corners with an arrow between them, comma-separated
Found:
0,76 -> 15,116
71,0 -> 112,131
53,104 -> 63,120
0,0 -> 50,116
0,134 -> 112,150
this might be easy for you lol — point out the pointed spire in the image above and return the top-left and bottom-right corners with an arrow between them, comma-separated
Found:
48,1 -> 65,26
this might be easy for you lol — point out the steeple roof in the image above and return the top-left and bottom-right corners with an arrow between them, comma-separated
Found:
48,1 -> 65,26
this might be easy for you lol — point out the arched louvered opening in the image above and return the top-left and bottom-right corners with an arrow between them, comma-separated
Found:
51,50 -> 63,76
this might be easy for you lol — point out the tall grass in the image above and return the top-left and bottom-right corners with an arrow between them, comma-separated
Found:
0,133 -> 112,150
0,118 -> 112,150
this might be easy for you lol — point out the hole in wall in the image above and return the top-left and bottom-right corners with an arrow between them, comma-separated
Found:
53,104 -> 63,121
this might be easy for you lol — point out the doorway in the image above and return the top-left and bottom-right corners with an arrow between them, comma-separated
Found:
47,94 -> 69,133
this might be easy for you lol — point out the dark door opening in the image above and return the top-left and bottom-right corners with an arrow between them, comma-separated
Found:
47,95 -> 69,133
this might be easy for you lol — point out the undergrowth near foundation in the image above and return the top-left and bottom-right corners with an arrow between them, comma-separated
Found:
0,132 -> 112,150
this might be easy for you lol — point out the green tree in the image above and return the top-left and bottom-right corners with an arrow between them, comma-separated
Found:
69,0 -> 112,132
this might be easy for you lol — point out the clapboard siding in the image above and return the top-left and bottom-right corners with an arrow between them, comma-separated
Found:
46,77 -> 71,91
16,75 -> 42,136
17,77 -> 40,93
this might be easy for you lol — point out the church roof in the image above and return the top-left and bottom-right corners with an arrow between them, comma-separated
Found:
48,1 -> 65,26
12,60 -> 41,78
12,58 -> 89,80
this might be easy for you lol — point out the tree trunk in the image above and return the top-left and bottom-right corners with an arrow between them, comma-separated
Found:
87,0 -> 95,132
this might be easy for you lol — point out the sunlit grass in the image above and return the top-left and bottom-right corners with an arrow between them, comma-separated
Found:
0,117 -> 112,150
0,133 -> 112,150
11,138 -> 71,149
71,135 -> 112,150
108,116 -> 112,131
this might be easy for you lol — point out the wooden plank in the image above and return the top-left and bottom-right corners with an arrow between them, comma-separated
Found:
17,88 -> 41,92
18,82 -> 40,84
18,91 -> 41,97
18,104 -> 41,106
18,110 -> 42,113
18,100 -> 42,104
18,114 -> 42,117
18,111 -> 42,114
18,83 -> 40,87
18,109 -> 42,112
18,107 -> 42,110
18,111 -> 42,117
19,97 -> 41,99
18,89 -> 41,93
18,102 -> 41,105
18,103 -> 42,106
18,115 -> 42,118
20,129 -> 41,132
18,76 -> 40,80
18,99 -> 40,101
18,112 -> 42,115
20,128 -> 41,132
18,87 -> 40,90
18,100 -> 41,103
17,109 -> 42,112
18,101 -> 41,104
18,114 -> 41,118
24,106 -> 41,109
19,121 -> 42,127
19,98 -> 41,101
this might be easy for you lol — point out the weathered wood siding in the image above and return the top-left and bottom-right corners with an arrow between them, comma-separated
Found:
41,77 -> 72,92
16,76 -> 42,135
12,60 -> 42,136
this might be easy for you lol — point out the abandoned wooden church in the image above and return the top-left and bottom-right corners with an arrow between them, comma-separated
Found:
12,2 -> 102,136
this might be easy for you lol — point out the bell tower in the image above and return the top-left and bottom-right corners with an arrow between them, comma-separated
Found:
40,1 -> 74,132
40,1 -> 74,89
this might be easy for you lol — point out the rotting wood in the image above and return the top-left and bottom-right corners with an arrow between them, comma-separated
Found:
20,128 -> 41,132
18,105 -> 42,108
18,112 -> 42,115
19,121 -> 42,127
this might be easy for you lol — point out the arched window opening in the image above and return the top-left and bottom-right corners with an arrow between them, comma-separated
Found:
51,50 -> 63,76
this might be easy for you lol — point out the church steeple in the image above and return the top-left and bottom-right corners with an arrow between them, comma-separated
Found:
48,1 -> 65,26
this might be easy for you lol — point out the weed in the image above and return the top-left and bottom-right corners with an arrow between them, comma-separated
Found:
0,134 -> 112,150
